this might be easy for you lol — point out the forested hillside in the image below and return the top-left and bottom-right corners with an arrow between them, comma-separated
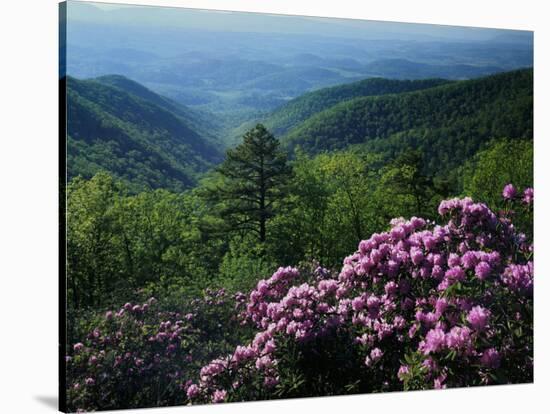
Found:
66,70 -> 532,193
66,76 -> 222,192
261,77 -> 452,137
283,69 -> 533,175
94,74 -> 224,143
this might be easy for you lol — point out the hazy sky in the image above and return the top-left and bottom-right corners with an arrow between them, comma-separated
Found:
66,0 -> 533,43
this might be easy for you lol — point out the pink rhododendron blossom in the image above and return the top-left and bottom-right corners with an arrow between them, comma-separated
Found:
186,384 -> 200,399
480,348 -> 501,369
420,328 -> 446,355
397,365 -> 410,381
474,261 -> 491,280
467,306 -> 491,331
502,184 -> 517,200
212,389 -> 227,403
522,188 -> 534,205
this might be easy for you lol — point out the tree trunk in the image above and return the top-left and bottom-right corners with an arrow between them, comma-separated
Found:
259,149 -> 266,243
259,213 -> 266,243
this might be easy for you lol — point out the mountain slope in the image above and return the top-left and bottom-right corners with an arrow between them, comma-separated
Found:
262,77 -> 452,137
66,76 -> 222,192
94,74 -> 224,145
95,74 -> 194,118
282,69 -> 532,174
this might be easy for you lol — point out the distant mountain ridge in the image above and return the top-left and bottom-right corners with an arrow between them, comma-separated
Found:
65,1 -> 532,131
362,59 -> 504,80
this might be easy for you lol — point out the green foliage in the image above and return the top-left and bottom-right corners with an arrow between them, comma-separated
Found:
462,139 -> 533,208
67,145 -> 451,311
268,149 -> 448,268
218,235 -> 278,293
269,331 -> 393,398
67,173 -> 225,311
67,172 -> 122,309
462,139 -> 533,237
269,150 -> 381,267
373,150 -> 451,222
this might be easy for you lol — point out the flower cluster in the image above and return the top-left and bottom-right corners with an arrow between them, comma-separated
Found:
503,184 -> 533,206
188,185 -> 533,402
66,288 -> 243,412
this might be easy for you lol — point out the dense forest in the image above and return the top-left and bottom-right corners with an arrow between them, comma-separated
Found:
64,68 -> 533,411
66,76 -> 223,192
259,77 -> 452,137
283,69 -> 532,170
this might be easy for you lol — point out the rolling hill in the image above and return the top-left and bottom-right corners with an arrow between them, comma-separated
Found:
281,69 -> 533,175
65,69 -> 533,192
261,77 -> 452,137
66,75 -> 222,192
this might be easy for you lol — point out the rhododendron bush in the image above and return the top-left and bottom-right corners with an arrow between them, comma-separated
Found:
66,289 -> 251,411
186,185 -> 533,403
66,186 -> 533,410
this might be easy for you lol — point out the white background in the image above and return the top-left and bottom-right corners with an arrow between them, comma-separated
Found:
0,0 -> 548,413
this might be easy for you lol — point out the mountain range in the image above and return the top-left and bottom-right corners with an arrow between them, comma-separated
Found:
66,68 -> 533,191
281,69 -> 533,175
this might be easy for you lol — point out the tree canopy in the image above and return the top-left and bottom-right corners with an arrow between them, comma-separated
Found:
211,124 -> 291,243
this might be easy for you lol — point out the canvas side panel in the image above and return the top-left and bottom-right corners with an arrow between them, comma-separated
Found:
58,2 -> 68,412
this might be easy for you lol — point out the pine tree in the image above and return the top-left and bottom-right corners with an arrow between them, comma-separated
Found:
213,124 -> 290,243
